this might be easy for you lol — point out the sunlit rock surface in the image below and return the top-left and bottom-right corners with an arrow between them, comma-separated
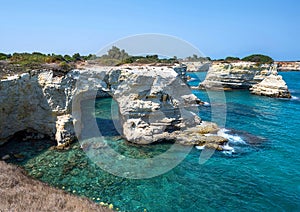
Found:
0,65 -> 226,149
250,74 -> 291,98
199,62 -> 291,98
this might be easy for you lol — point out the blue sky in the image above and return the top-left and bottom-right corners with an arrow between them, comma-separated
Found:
0,0 -> 299,60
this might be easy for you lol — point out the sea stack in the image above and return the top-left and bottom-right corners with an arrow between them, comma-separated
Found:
199,62 -> 291,98
249,74 -> 291,98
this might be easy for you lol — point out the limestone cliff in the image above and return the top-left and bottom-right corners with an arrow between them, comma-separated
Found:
0,71 -> 77,146
182,62 -> 210,72
199,62 -> 291,98
0,66 -> 227,149
199,62 -> 269,89
249,74 -> 291,98
276,61 -> 300,71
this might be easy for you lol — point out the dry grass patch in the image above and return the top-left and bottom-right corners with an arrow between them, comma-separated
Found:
0,161 -> 112,212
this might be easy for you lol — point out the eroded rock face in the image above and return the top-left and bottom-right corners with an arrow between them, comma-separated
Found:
111,68 -> 202,144
199,62 -> 291,98
0,71 -> 78,146
72,66 -> 208,145
276,61 -> 300,71
200,62 -> 269,89
0,65 -> 226,150
183,62 -> 210,72
250,74 -> 291,98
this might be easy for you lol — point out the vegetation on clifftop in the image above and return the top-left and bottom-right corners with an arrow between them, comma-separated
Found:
225,56 -> 240,62
0,48 -> 276,78
212,54 -> 274,64
241,54 -> 274,64
184,54 -> 211,62
0,52 -> 99,78
96,46 -> 179,65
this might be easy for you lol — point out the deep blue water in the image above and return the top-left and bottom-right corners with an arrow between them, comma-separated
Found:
2,72 -> 299,211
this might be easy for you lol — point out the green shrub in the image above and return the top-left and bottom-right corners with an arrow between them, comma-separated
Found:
82,54 -> 97,60
11,52 -> 47,63
0,53 -> 10,60
72,53 -> 82,61
59,61 -> 71,71
242,54 -> 273,64
63,55 -> 75,62
225,56 -> 240,61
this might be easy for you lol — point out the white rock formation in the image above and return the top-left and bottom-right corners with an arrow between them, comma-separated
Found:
199,62 -> 291,98
183,62 -> 210,72
0,71 -> 78,146
276,61 -> 300,71
0,65 -> 226,149
200,62 -> 267,89
250,74 -> 291,98
111,67 -> 202,144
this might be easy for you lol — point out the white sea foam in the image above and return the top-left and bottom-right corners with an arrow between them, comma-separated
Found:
222,143 -> 234,151
195,145 -> 205,150
222,143 -> 235,155
196,129 -> 245,154
188,77 -> 197,82
203,102 -> 210,106
217,128 -> 246,144
291,96 -> 299,100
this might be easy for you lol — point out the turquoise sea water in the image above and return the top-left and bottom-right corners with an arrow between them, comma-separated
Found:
1,72 -> 299,211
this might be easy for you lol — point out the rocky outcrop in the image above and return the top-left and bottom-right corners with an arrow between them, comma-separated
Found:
111,68 -> 201,144
182,62 -> 210,72
276,61 -> 300,71
0,71 -> 78,146
73,66 -> 225,147
249,74 -> 291,98
199,62 -> 269,89
0,65 -> 227,149
199,62 -> 291,98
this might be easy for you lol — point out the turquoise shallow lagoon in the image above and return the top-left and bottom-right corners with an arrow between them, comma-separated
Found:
1,72 -> 299,211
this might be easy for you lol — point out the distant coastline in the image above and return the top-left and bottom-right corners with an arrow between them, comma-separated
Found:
275,61 -> 300,71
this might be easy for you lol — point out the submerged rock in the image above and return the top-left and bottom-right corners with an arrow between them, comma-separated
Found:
205,143 -> 223,151
1,154 -> 10,160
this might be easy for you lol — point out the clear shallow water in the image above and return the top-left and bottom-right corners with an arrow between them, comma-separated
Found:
1,72 -> 300,211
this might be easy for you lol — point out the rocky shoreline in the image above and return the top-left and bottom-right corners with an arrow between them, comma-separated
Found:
276,61 -> 300,71
198,62 -> 291,98
0,65 -> 228,151
0,60 -> 294,153
182,61 -> 300,72
0,61 -> 294,210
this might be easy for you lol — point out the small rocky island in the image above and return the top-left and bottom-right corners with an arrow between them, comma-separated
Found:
198,62 -> 291,98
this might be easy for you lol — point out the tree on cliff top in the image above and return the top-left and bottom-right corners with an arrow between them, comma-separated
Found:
225,56 -> 240,61
242,54 -> 273,64
97,46 -> 130,65
101,46 -> 129,60
0,53 -> 11,60
185,54 -> 211,62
